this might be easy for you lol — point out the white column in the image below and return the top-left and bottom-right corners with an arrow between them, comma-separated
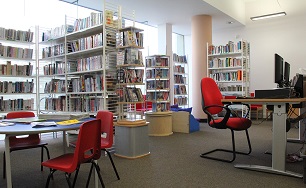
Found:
191,15 -> 212,120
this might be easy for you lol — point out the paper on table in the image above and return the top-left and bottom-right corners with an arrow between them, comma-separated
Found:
0,122 -> 15,126
31,121 -> 57,128
56,119 -> 81,126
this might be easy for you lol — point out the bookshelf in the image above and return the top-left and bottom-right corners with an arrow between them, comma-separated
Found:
207,40 -> 250,97
116,26 -> 145,120
145,55 -> 171,112
172,53 -> 188,107
207,40 -> 250,116
38,3 -> 119,116
0,27 -> 37,115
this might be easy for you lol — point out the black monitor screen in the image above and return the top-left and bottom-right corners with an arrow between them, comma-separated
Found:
284,61 -> 290,87
275,53 -> 284,88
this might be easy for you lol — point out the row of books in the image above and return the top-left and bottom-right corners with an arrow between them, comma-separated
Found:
44,96 -> 66,111
174,96 -> 188,106
73,12 -> 103,32
67,33 -> 103,53
173,65 -> 185,74
0,44 -> 33,59
174,75 -> 186,84
41,25 -> 74,41
70,74 -> 103,93
117,48 -> 143,65
208,41 -> 250,55
43,61 -> 65,75
117,69 -> 144,84
0,97 -> 34,111
68,55 -> 102,72
0,27 -> 34,42
0,61 -> 33,76
209,70 -> 244,81
146,56 -> 169,67
146,69 -> 169,79
174,85 -> 187,95
42,43 -> 65,58
69,97 -> 103,113
173,53 -> 187,63
44,79 -> 66,93
117,87 -> 144,102
219,84 -> 244,92
208,57 -> 242,68
0,79 -> 34,93
147,80 -> 170,90
120,30 -> 144,47
146,91 -> 169,101
151,102 -> 170,112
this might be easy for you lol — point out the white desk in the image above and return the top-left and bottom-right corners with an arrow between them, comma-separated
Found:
222,97 -> 306,178
0,118 -> 93,188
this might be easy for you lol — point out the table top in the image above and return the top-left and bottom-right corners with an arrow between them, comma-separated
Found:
0,118 -> 94,135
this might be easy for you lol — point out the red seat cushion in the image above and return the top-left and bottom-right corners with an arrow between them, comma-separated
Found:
210,117 -> 252,130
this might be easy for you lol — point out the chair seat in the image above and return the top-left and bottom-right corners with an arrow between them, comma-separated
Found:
210,117 -> 252,130
42,153 -> 75,173
10,141 -> 48,151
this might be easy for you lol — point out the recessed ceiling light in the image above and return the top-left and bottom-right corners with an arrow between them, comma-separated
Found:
227,21 -> 234,24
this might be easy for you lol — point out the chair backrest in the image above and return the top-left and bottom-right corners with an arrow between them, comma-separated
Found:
200,77 -> 224,115
96,110 -> 114,148
72,119 -> 101,169
6,111 -> 35,119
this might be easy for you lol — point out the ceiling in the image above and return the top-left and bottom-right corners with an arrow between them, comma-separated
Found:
60,0 -> 306,36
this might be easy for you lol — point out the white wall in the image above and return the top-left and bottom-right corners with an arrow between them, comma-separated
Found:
212,7 -> 306,93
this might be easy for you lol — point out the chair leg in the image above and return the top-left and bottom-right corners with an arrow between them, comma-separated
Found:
3,152 -> 6,179
92,162 -> 105,188
86,163 -> 94,188
200,129 -> 252,163
65,172 -> 73,188
72,167 -> 80,188
41,146 -> 51,171
45,169 -> 56,188
104,149 -> 120,180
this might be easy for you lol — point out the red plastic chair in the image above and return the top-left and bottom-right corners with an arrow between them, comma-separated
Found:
95,110 -> 120,180
200,77 -> 252,162
3,111 -> 50,178
41,119 -> 105,188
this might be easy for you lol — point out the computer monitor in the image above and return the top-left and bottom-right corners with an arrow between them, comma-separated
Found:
274,53 -> 284,88
284,61 -> 290,87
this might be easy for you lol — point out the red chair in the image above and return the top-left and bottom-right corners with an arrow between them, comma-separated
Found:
42,119 -> 105,188
200,77 -> 252,162
95,110 -> 120,180
3,111 -> 50,178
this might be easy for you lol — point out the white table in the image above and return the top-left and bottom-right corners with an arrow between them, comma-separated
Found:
0,118 -> 93,188
222,97 -> 306,178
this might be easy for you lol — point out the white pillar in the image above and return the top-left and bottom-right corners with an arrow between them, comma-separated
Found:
191,15 -> 212,120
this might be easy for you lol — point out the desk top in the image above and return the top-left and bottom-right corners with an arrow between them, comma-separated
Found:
0,118 -> 94,135
221,97 -> 306,104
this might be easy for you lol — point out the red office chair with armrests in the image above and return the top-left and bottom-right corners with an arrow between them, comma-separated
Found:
3,111 -> 50,178
94,110 -> 120,180
42,119 -> 105,188
200,77 -> 252,162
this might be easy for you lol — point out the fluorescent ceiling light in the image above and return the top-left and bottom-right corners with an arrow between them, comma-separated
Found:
250,12 -> 286,21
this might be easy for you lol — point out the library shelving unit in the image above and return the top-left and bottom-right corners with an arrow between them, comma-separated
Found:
114,10 -> 150,159
37,3 -> 119,117
0,27 -> 37,116
172,53 -> 188,107
207,40 -> 250,116
145,55 -> 173,136
116,26 -> 145,121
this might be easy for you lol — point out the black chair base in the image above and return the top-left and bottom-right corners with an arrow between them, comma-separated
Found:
200,129 -> 252,163
103,149 -> 120,180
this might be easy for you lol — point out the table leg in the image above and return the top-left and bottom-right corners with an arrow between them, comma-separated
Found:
63,131 -> 67,153
5,135 -> 12,188
235,104 -> 302,178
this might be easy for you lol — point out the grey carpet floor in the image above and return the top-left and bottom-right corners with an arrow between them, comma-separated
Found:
0,120 -> 305,188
